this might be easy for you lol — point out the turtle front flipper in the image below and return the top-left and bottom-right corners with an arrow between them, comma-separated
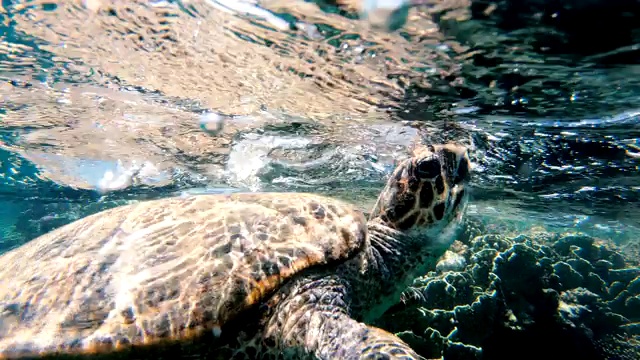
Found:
317,322 -> 421,360
263,276 -> 422,360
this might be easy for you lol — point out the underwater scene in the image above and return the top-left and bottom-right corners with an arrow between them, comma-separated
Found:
0,0 -> 639,359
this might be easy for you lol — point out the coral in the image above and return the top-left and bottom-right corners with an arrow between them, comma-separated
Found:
376,227 -> 640,359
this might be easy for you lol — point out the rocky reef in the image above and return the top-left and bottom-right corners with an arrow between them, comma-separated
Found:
376,220 -> 640,359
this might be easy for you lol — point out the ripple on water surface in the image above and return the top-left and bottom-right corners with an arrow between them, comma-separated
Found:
0,0 -> 636,250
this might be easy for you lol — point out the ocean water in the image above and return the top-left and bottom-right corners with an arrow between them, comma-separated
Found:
0,1 -> 638,359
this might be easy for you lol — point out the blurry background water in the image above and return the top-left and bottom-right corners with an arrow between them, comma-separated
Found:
0,0 -> 639,359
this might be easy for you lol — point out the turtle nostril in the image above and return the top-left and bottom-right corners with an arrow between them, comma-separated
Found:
415,158 -> 441,179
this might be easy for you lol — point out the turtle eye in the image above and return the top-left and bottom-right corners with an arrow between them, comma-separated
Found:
415,158 -> 441,179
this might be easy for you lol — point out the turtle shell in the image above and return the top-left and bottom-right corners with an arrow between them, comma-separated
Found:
0,193 -> 367,358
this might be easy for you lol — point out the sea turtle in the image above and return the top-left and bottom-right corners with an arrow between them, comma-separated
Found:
0,143 -> 471,359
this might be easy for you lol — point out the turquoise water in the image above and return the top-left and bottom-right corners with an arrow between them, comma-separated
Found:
0,1 -> 639,359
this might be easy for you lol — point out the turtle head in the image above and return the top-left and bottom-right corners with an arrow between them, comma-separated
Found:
369,143 -> 471,236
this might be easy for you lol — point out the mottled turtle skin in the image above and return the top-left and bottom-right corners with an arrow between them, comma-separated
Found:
0,143 -> 471,360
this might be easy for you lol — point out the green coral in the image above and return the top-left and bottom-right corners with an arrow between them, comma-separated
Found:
376,227 -> 640,359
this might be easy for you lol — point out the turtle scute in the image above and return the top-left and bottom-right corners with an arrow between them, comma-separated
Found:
0,193 -> 367,357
